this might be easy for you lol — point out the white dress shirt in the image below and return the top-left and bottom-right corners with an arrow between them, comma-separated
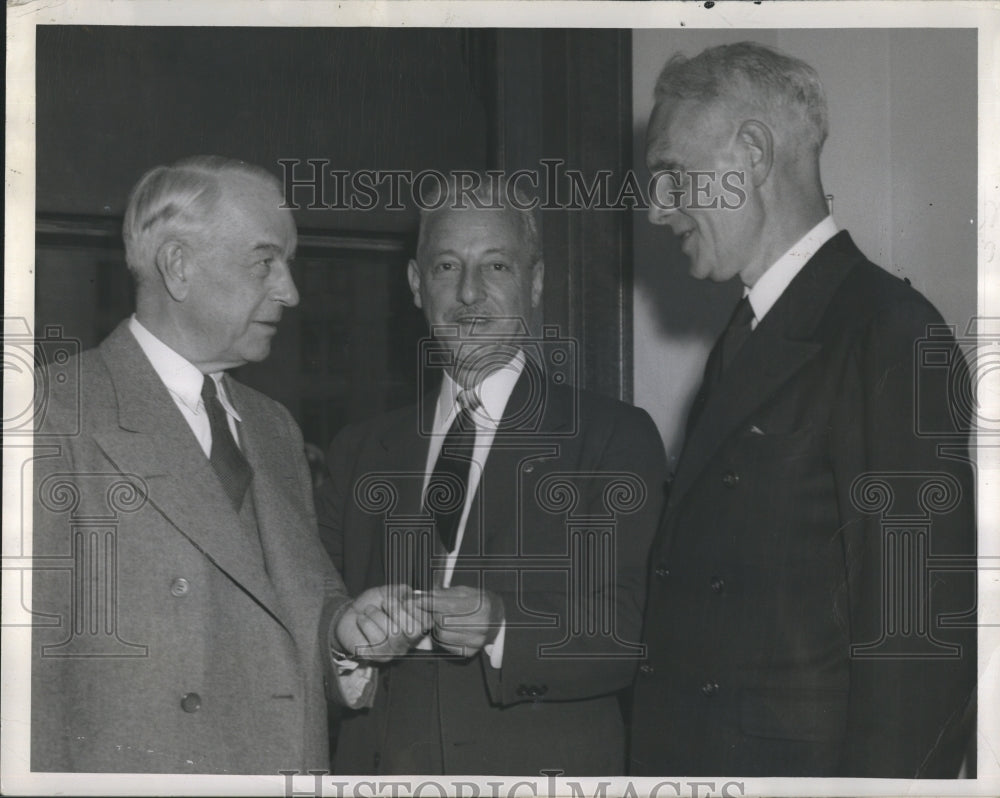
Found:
128,315 -> 241,451
745,215 -> 839,328
413,352 -> 526,666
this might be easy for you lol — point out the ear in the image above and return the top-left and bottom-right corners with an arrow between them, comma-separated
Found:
530,259 -> 544,308
155,240 -> 191,301
406,259 -> 423,309
738,119 -> 773,187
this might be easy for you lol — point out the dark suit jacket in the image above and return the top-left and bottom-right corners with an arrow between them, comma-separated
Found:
31,321 -> 351,773
318,365 -> 667,775
630,232 -> 977,777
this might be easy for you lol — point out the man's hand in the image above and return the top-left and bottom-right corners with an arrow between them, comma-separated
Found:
414,586 -> 505,657
335,584 -> 431,662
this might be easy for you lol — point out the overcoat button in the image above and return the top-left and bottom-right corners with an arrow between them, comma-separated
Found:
524,464 -> 535,473
181,692 -> 201,713
170,577 -> 190,597
516,685 -> 528,697
700,681 -> 719,697
655,564 -> 669,579
710,576 -> 725,594
639,663 -> 655,676
722,471 -> 740,488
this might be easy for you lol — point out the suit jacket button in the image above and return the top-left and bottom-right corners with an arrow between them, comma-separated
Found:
710,576 -> 725,594
722,471 -> 740,488
639,663 -> 655,676
700,681 -> 719,697
181,692 -> 201,712
655,564 -> 669,579
170,577 -> 190,597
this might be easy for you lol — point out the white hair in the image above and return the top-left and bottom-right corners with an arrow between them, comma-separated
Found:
654,41 -> 829,155
122,155 -> 281,282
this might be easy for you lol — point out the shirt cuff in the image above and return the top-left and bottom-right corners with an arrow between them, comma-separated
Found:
484,619 -> 506,669
334,658 -> 376,709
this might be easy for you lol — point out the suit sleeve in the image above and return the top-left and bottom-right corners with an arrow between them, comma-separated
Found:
482,404 -> 668,705
272,405 -> 361,708
833,298 -> 976,777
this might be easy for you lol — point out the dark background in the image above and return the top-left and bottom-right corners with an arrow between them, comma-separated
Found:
35,26 -> 633,451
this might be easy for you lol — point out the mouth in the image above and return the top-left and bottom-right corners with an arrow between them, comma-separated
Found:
676,229 -> 696,253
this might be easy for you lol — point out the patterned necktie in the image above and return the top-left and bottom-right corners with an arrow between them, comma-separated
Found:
425,390 -> 479,554
201,376 -> 253,511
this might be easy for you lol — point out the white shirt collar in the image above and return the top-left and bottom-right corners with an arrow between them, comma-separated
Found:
436,351 -> 526,432
128,315 -> 242,420
746,215 -> 839,324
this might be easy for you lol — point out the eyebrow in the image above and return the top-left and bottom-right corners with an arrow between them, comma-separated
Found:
251,242 -> 284,254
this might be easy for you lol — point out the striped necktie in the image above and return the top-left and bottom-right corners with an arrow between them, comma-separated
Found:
425,390 -> 480,554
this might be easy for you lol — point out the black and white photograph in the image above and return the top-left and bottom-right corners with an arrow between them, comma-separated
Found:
3,1 -> 998,796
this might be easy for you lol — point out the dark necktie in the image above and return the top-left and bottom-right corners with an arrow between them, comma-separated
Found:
686,296 -> 755,434
201,376 -> 253,511
425,391 -> 479,554
707,295 -> 755,389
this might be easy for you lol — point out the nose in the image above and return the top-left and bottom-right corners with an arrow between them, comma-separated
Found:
648,203 -> 679,226
458,265 -> 486,305
647,170 -> 684,225
271,260 -> 300,308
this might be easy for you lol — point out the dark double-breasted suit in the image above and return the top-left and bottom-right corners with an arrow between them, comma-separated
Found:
318,365 -> 667,775
31,321 -> 351,773
630,232 -> 977,777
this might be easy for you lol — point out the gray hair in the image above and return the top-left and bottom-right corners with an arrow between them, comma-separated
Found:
122,155 -> 281,282
654,41 -> 828,155
415,172 -> 543,268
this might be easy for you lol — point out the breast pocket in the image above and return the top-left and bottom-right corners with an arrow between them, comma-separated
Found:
739,423 -> 824,462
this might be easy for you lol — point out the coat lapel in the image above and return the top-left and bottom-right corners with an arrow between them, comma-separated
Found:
670,231 -> 863,507
471,365 -> 574,557
227,376 -> 310,629
91,322 -> 287,628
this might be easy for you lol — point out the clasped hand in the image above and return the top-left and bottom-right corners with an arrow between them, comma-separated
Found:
335,584 -> 504,661
413,585 -> 505,657
334,584 -> 430,662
